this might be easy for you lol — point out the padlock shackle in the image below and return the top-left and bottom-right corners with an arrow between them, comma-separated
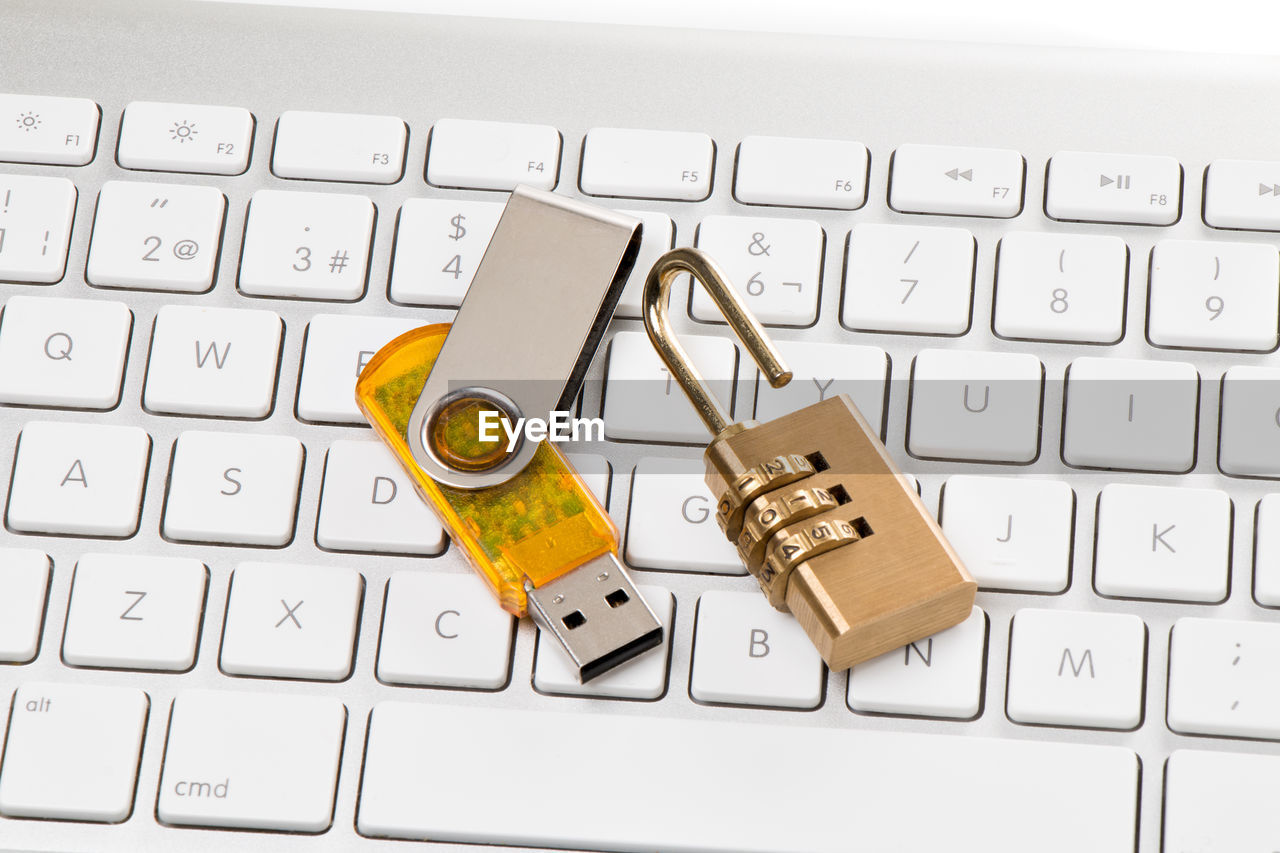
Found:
641,247 -> 792,436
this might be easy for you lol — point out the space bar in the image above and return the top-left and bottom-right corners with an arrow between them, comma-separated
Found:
357,702 -> 1139,852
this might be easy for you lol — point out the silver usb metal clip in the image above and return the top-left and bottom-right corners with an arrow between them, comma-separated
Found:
407,185 -> 641,489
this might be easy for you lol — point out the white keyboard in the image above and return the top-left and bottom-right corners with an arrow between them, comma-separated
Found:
3,2 -> 1280,852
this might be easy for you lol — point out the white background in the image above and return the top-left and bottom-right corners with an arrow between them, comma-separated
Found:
197,0 -> 1280,56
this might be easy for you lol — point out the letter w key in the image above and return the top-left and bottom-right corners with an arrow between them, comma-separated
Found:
143,305 -> 284,418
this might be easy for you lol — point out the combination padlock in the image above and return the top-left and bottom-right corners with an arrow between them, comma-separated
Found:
642,248 -> 976,671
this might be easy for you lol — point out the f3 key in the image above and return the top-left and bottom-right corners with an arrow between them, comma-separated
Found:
641,248 -> 976,670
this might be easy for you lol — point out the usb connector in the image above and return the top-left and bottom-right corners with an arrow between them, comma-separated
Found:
525,554 -> 663,682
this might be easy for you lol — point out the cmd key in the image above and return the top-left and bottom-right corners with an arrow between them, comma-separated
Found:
157,689 -> 346,831
1164,750 -> 1280,852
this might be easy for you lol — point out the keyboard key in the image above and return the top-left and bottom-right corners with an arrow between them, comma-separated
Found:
0,173 -> 77,282
296,313 -> 420,423
426,118 -> 560,191
1256,495 -> 1280,606
613,209 -> 675,318
753,340 -> 888,436
1203,158 -> 1280,231
1164,750 -> 1280,852
117,101 -> 253,175
62,553 -> 207,671
624,457 -> 743,575
842,223 -> 974,335
1219,366 -> 1280,478
238,189 -> 374,300
1094,483 -> 1231,603
1167,617 -> 1280,740
0,93 -> 99,165
847,606 -> 986,718
993,232 -> 1128,343
220,561 -> 363,681
1045,150 -> 1181,225
1148,239 -> 1280,351
317,439 -> 446,555
940,476 -> 1073,593
162,430 -> 304,546
0,549 -> 50,663
564,452 -> 611,508
734,135 -> 869,210
272,110 -> 406,183
86,180 -> 226,292
580,127 -> 714,201
533,586 -> 673,700
602,329 -> 737,444
157,689 -> 345,831
0,295 -> 132,409
889,143 -> 1024,218
143,305 -> 283,418
0,682 -> 147,821
691,215 -> 823,327
1062,356 -> 1199,472
1006,608 -> 1146,730
691,590 -> 823,709
389,197 -> 504,306
358,701 -> 1139,851
8,421 -> 150,537
907,348 -> 1043,463
377,571 -> 515,690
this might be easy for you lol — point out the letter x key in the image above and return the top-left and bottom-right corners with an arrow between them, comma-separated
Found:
276,599 -> 303,629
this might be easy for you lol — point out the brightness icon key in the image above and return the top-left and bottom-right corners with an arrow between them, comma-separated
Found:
117,101 -> 253,175
0,93 -> 99,166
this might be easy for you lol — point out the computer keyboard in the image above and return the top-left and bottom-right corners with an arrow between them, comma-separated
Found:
2,1 -> 1280,850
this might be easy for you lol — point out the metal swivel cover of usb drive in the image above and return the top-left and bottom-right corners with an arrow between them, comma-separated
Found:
355,186 -> 663,682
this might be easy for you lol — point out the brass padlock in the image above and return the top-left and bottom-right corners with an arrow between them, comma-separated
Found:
642,248 -> 976,671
